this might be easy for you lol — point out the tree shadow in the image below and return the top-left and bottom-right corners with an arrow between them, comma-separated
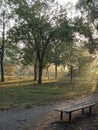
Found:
46,112 -> 98,130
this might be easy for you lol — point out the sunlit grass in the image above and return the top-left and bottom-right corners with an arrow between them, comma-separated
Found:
0,48 -> 98,110
0,75 -> 97,110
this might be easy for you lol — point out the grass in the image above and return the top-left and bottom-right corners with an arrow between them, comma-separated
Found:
0,76 -> 97,110
0,48 -> 97,110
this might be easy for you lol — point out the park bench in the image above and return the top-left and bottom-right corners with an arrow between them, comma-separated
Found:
54,102 -> 95,122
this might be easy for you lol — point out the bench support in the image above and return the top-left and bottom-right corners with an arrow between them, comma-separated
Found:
60,111 -> 72,122
60,111 -> 63,120
55,102 -> 95,123
82,108 -> 84,113
69,112 -> 72,123
89,106 -> 92,114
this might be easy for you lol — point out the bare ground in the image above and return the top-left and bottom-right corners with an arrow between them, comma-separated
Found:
0,93 -> 98,130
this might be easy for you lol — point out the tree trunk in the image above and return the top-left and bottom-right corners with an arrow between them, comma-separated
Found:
38,61 -> 43,84
1,33 -> 5,82
0,53 -> 4,82
1,11 -> 5,82
70,65 -> 73,83
55,64 -> 57,79
34,62 -> 37,81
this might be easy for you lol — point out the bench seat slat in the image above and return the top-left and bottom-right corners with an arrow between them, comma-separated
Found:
64,103 -> 95,112
54,103 -> 95,113
54,102 -> 95,122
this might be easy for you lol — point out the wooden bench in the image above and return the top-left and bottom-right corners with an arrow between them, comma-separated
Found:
54,102 -> 95,122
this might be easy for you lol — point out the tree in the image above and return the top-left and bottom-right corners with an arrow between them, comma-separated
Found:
66,44 -> 79,84
51,41 -> 63,79
49,40 -> 66,79
7,0 -> 59,84
0,10 -> 6,82
0,1 -> 6,81
0,0 -> 14,81
22,44 -> 38,81
7,0 -> 74,84
76,0 -> 98,55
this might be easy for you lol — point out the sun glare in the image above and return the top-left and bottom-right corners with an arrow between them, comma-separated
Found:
57,0 -> 78,5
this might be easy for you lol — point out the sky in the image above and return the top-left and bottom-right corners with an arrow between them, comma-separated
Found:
55,0 -> 79,19
57,0 -> 78,5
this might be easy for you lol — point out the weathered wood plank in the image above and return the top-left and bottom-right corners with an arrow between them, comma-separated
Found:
54,102 -> 95,122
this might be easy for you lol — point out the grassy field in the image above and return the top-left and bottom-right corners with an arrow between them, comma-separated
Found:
0,51 -> 98,109
0,75 -> 97,110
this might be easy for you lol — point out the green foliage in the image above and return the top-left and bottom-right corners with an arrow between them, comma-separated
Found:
7,0 -> 57,83
57,18 -> 74,42
87,0 -> 92,3
7,0 -> 76,84
5,41 -> 20,64
76,0 -> 98,54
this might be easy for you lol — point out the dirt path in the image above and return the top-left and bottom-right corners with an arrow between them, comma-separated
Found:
0,93 -> 98,130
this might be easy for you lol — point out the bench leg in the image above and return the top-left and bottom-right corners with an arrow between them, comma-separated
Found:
69,112 -> 72,123
60,111 -> 63,121
82,108 -> 84,113
89,106 -> 92,114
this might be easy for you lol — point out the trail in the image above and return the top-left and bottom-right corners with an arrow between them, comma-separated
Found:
0,93 -> 98,130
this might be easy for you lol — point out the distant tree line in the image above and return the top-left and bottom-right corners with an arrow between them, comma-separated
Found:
0,0 -> 97,84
